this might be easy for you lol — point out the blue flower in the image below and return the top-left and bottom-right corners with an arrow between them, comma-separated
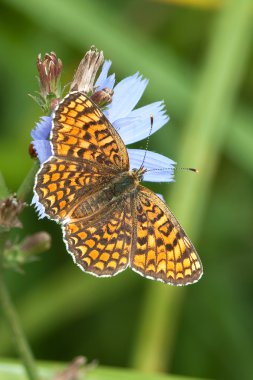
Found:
32,61 -> 175,217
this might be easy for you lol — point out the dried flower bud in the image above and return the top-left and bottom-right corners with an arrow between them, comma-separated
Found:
53,356 -> 97,380
53,356 -> 86,380
91,87 -> 113,108
70,46 -> 104,93
0,195 -> 26,230
20,232 -> 51,256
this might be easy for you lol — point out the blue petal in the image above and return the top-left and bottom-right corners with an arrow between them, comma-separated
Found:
31,116 -> 52,140
127,149 -> 175,182
113,101 -> 169,145
101,74 -> 115,90
105,73 -> 148,123
95,60 -> 115,90
33,140 -> 52,164
31,194 -> 46,219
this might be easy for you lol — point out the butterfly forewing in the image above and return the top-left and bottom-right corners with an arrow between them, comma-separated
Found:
52,92 -> 129,170
35,156 -> 116,221
34,92 -> 129,221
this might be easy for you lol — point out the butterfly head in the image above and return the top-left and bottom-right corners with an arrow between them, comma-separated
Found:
131,167 -> 147,184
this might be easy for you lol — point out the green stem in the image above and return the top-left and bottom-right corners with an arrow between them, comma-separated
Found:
17,161 -> 39,202
0,172 -> 9,199
0,276 -> 40,380
131,0 -> 252,372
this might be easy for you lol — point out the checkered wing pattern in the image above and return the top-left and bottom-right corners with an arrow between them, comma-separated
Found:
34,92 -> 129,221
35,157 -> 116,221
34,91 -> 202,285
52,92 -> 129,170
63,195 -> 133,276
131,186 -> 203,285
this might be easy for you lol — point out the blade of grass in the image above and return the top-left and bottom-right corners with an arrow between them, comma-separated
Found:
0,360 -> 210,380
153,0 -> 221,9
225,106 -> 253,176
0,172 -> 9,199
131,0 -> 253,372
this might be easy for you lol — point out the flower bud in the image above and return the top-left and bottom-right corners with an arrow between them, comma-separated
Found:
20,232 -> 51,256
28,142 -> 37,159
53,356 -> 97,380
0,195 -> 26,230
91,87 -> 113,108
33,52 -> 62,112
3,232 -> 51,270
37,52 -> 62,97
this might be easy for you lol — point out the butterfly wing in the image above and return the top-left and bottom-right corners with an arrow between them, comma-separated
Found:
52,91 -> 129,170
131,186 -> 203,285
63,194 -> 134,276
34,157 -> 117,221
34,92 -> 129,221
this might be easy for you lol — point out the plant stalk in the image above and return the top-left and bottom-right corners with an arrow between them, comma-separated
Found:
0,275 -> 40,380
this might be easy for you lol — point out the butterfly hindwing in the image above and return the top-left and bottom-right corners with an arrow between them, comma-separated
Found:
63,195 -> 133,276
131,186 -> 203,285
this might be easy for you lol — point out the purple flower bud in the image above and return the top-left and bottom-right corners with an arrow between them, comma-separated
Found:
91,87 -> 113,107
35,52 -> 62,112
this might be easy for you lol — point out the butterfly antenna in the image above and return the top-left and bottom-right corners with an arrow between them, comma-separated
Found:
145,166 -> 198,174
140,114 -> 154,170
177,167 -> 199,173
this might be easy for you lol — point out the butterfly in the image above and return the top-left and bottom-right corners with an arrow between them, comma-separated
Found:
34,92 -> 203,285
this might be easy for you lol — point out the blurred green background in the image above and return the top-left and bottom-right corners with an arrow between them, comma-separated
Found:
0,0 -> 253,380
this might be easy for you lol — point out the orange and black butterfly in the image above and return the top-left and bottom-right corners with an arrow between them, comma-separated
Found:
34,92 -> 203,285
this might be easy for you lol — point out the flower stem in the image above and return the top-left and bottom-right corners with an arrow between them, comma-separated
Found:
0,274 -> 40,380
